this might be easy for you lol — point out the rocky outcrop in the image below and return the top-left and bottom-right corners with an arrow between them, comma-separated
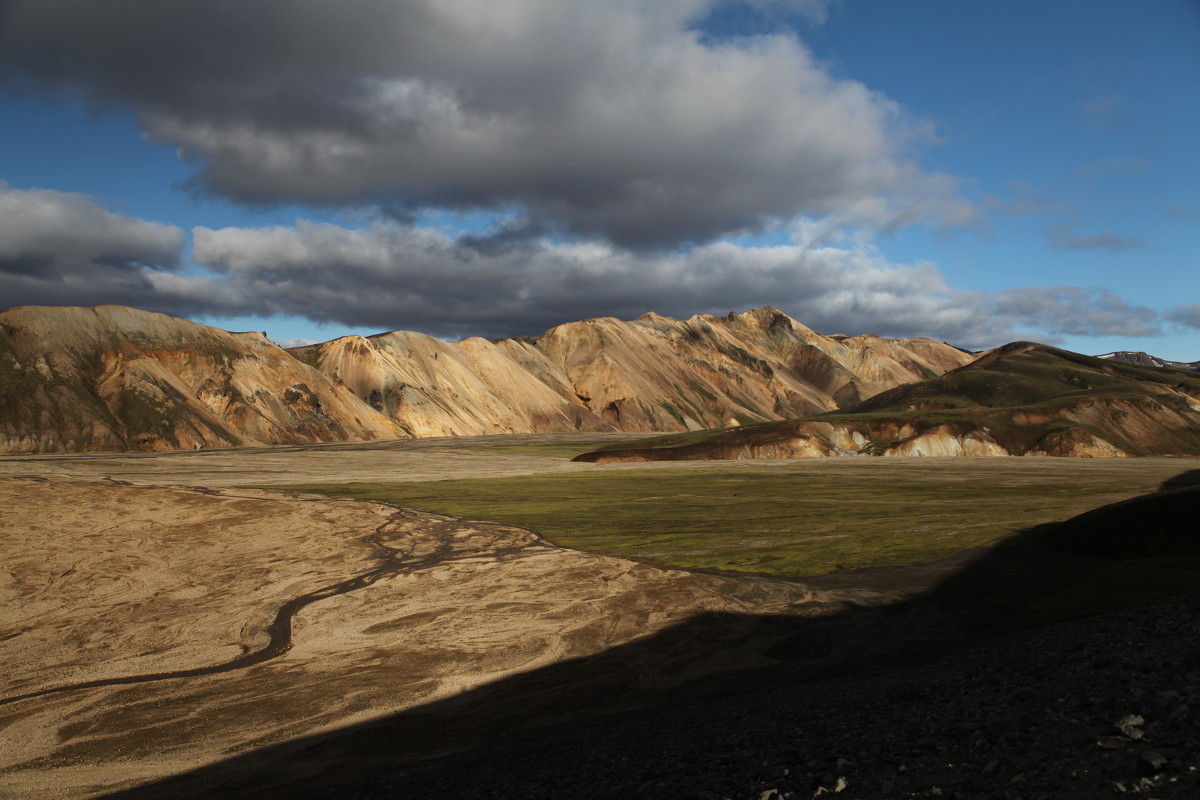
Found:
1096,350 -> 1200,371
0,305 -> 974,454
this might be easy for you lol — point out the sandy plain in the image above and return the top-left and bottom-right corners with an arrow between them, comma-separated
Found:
0,435 -> 835,799
1,435 -> 1196,799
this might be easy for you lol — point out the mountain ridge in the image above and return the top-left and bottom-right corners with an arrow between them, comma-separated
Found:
574,341 -> 1200,462
1095,350 -> 1200,372
0,304 -> 973,453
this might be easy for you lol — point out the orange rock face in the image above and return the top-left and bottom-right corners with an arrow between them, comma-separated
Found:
0,305 -> 404,453
0,304 -> 973,453
296,306 -> 974,440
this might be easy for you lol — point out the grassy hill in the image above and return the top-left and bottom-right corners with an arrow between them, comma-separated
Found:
574,342 -> 1200,462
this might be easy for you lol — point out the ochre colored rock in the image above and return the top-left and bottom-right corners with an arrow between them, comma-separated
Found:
0,305 -> 973,454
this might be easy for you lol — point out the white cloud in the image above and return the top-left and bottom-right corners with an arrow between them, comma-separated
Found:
0,173 -> 1160,351
0,182 -> 185,308
0,0 -> 967,248
181,220 -> 1158,348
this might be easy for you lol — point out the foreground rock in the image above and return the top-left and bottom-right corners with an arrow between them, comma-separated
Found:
311,591 -> 1200,800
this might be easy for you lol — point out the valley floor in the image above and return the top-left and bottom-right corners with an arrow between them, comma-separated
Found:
1,437 -> 1197,798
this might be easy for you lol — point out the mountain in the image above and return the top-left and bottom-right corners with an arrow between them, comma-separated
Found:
0,306 -> 404,453
0,305 -> 974,453
574,342 -> 1200,462
290,306 -> 974,437
1095,350 -> 1200,372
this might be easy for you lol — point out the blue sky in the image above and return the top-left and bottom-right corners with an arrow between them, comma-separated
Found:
1,0 -> 1197,358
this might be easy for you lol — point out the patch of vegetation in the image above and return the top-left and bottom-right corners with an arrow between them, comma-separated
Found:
118,386 -> 184,448
715,343 -> 774,376
688,381 -> 719,403
730,393 -> 767,418
638,401 -> 659,427
202,343 -> 243,367
290,347 -> 323,369
659,400 -> 686,426
266,461 -> 1175,579
850,344 -> 1200,416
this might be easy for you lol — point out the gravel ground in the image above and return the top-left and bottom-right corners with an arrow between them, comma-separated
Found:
303,591 -> 1200,800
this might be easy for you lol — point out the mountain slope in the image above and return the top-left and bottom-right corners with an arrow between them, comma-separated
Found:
0,306 -> 404,453
575,342 -> 1200,461
292,306 -> 974,438
1095,350 -> 1200,372
0,305 -> 974,453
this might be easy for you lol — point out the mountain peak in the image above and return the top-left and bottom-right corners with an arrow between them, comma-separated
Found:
0,304 -> 976,453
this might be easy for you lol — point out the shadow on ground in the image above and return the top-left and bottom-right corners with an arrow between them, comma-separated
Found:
100,479 -> 1200,800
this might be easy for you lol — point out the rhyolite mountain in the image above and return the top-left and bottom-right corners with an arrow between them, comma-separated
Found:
288,306 -> 972,437
0,305 -> 407,453
1095,350 -> 1200,372
575,342 -> 1200,462
0,305 -> 973,454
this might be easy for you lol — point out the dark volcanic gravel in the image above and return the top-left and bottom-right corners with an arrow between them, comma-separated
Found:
303,592 -> 1200,800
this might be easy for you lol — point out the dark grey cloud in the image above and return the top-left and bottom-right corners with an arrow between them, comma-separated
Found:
1167,303 -> 1200,330
1046,222 -> 1147,252
0,182 -> 184,307
0,0 -> 966,248
177,221 -> 1158,348
0,182 -> 1160,350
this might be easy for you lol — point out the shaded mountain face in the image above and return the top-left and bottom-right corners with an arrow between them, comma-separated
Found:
575,342 -> 1200,462
1095,350 -> 1200,372
0,305 -> 973,454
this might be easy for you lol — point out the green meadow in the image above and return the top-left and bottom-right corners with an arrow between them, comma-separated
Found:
268,453 -> 1188,578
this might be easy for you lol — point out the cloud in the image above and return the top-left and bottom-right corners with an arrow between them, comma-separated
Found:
0,0 -> 966,248
276,338 -> 317,349
1167,303 -> 1200,330
1046,222 -> 1147,252
0,182 -> 184,307
177,219 -> 1154,349
990,287 -> 1160,338
0,181 -> 1160,350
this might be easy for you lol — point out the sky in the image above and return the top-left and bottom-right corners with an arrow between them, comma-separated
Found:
0,0 -> 1197,358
